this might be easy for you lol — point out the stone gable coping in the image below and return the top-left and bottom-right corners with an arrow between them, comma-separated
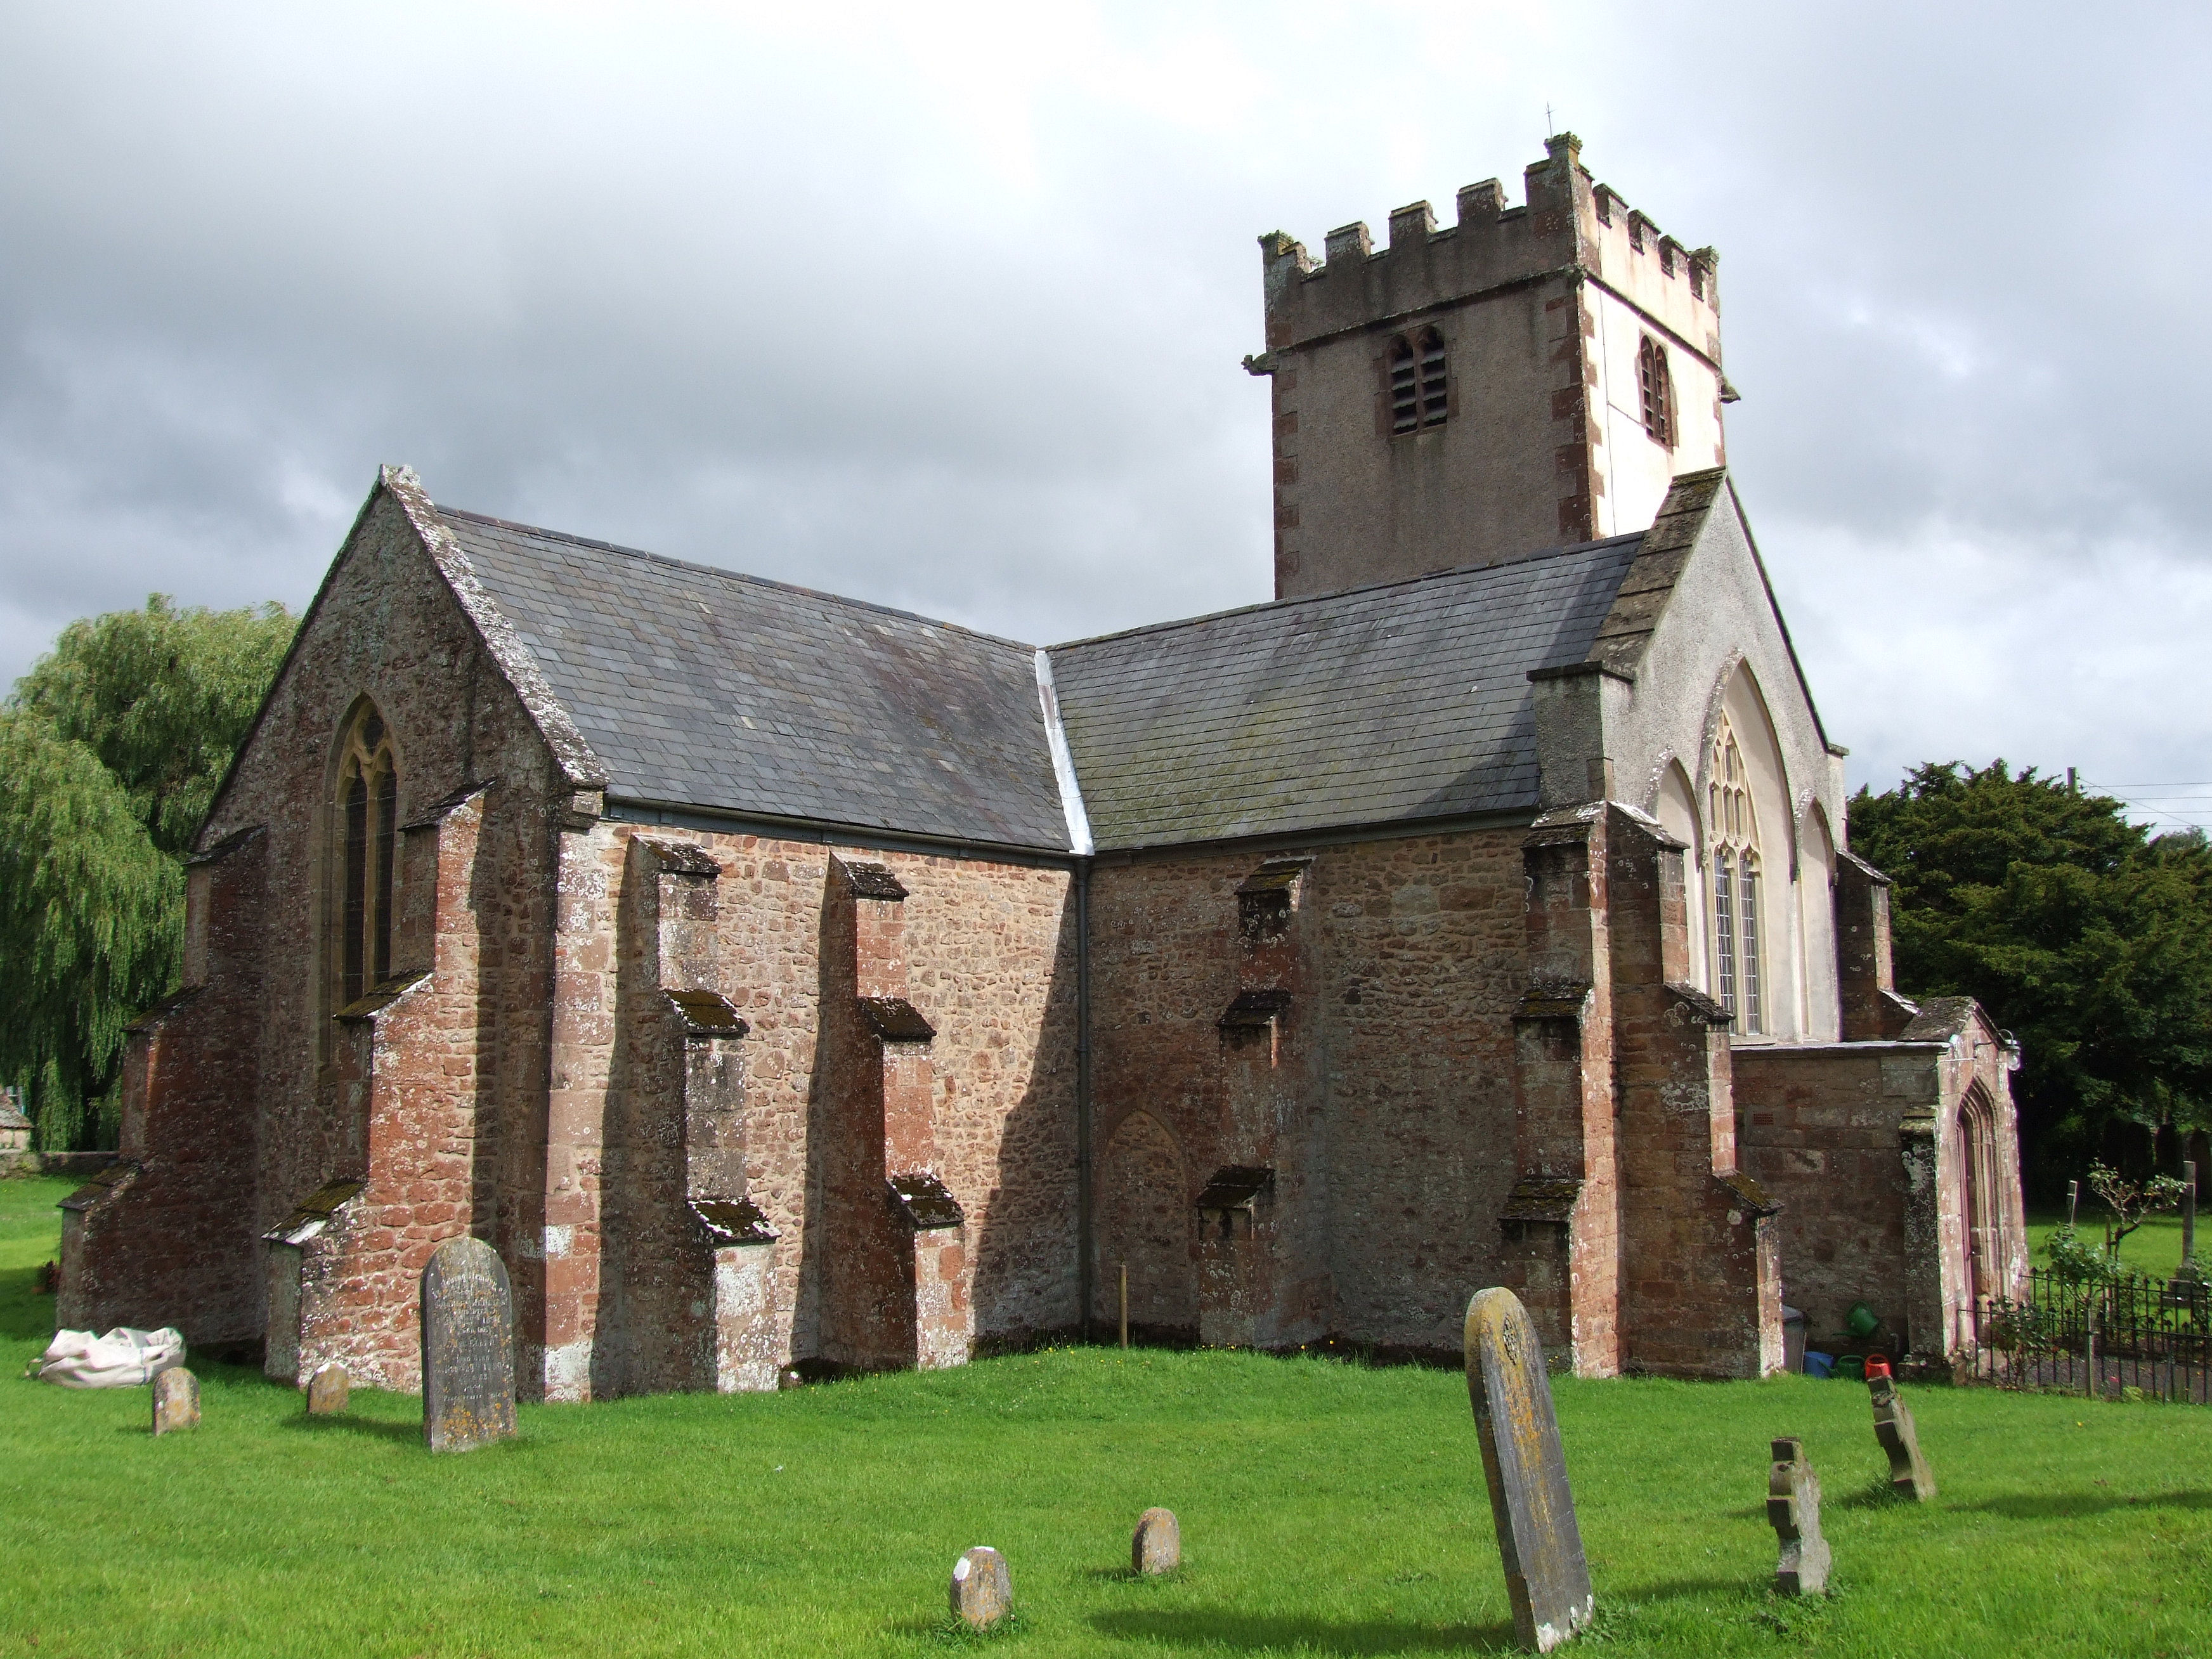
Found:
378,465 -> 609,791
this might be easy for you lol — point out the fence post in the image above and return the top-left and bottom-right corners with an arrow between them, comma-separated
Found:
2067,1180 -> 2079,1230
2085,1297 -> 2099,1402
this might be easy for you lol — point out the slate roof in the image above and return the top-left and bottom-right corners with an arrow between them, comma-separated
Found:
1044,535 -> 1645,849
438,509 -> 1072,851
430,500 -> 1649,856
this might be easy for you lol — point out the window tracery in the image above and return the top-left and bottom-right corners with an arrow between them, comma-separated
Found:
1638,334 -> 1675,448
334,703 -> 398,1009
1707,715 -> 1762,1034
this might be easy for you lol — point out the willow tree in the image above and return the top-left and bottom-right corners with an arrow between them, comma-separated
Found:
0,596 -> 295,1149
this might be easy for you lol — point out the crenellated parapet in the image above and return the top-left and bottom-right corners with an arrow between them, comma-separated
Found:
1258,133 -> 1721,370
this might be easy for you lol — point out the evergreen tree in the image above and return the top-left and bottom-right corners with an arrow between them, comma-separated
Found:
1850,762 -> 2212,1190
0,596 -> 294,1149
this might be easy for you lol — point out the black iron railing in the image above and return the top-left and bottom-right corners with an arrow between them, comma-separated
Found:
1956,1266 -> 2211,1403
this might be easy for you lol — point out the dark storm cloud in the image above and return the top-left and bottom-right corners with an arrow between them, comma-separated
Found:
3,3 -> 2208,817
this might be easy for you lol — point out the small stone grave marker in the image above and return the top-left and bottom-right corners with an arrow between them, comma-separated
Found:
307,1361 -> 349,1415
1766,1438 -> 1830,1596
1464,1287 -> 1593,1652
151,1366 -> 198,1435
1868,1372 -> 1934,1500
420,1235 -> 517,1453
949,1545 -> 1012,1630
1132,1507 -> 1180,1575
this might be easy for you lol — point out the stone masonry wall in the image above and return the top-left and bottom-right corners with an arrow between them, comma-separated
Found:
58,828 -> 270,1345
544,824 -> 1077,1397
1088,825 -> 1528,1358
75,485 -> 568,1380
1734,1045 -> 1915,1355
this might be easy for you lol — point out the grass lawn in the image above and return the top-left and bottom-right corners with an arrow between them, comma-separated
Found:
2026,1207 -> 2197,1278
5,1174 -> 2211,1657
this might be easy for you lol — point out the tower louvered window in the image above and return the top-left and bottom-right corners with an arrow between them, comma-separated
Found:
1388,330 -> 1448,434
335,703 -> 399,1009
1639,334 -> 1675,448
1707,716 -> 1762,1034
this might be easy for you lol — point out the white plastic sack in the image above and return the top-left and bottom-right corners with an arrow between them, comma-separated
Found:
37,1327 -> 185,1389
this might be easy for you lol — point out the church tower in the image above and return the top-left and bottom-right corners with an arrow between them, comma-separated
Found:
1251,134 -> 1731,599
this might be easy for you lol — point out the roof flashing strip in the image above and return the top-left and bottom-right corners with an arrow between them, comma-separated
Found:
1034,649 -> 1095,857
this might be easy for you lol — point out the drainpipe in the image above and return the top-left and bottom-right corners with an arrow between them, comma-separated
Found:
1076,856 -> 1094,1343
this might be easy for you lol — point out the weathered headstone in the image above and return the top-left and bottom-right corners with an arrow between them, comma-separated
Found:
151,1366 -> 199,1435
420,1236 -> 517,1454
1766,1438 -> 1830,1596
307,1360 -> 349,1415
1132,1507 -> 1180,1575
1868,1374 -> 1935,1500
1464,1287 -> 1593,1652
949,1545 -> 1012,1630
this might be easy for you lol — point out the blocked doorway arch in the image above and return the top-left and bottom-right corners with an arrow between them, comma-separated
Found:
1095,1110 -> 1197,1342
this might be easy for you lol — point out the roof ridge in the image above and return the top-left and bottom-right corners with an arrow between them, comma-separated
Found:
1046,531 -> 1646,655
433,504 -> 1043,657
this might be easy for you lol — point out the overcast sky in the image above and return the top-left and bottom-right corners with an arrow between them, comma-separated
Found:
4,2 -> 2209,826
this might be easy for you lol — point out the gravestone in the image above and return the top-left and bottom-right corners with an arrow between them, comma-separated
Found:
1132,1507 -> 1180,1575
151,1366 -> 198,1435
420,1236 -> 517,1453
307,1361 -> 349,1415
949,1546 -> 1012,1630
1464,1287 -> 1593,1652
1766,1438 -> 1830,1596
1869,1374 -> 1935,1500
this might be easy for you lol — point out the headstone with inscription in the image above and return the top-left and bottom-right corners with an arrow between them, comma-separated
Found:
1868,1373 -> 1934,1500
949,1546 -> 1012,1630
307,1360 -> 349,1415
1464,1287 -> 1593,1652
1766,1438 -> 1830,1596
151,1366 -> 199,1435
1132,1507 -> 1181,1575
420,1236 -> 517,1454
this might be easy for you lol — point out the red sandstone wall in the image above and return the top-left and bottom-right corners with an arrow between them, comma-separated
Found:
58,831 -> 270,1345
1734,1048 -> 1910,1352
1088,827 -> 1528,1357
78,488 -> 567,1377
546,826 -> 1078,1396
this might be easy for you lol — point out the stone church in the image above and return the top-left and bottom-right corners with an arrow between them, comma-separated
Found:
61,135 -> 2028,1396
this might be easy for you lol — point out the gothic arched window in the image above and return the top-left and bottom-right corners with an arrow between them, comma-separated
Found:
1638,334 -> 1675,448
1388,329 -> 1448,434
1707,715 -> 1762,1034
334,703 -> 398,1008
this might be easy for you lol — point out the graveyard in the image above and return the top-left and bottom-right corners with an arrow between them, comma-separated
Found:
4,1173 -> 2210,1656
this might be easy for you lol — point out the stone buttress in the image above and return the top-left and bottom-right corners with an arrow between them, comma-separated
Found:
813,858 -> 973,1372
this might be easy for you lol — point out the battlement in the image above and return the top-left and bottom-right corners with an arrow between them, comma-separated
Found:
1258,134 -> 1721,363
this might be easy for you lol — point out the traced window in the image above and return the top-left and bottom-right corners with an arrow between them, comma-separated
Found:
334,703 -> 399,1008
1638,334 -> 1675,448
1707,715 -> 1762,1034
1388,329 -> 1448,434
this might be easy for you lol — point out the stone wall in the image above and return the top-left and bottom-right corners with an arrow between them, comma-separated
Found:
1088,824 -> 1528,1360
63,483 -> 568,1376
1262,134 -> 1726,597
542,823 -> 1079,1398
1736,998 -> 2027,1365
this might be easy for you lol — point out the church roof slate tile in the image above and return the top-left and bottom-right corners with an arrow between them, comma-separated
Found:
436,507 -> 1074,852
429,502 -> 1649,856
1044,534 -> 1645,849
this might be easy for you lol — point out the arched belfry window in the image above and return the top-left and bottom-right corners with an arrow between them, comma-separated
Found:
1707,715 -> 1762,1034
1638,334 -> 1675,448
1388,328 -> 1448,434
335,703 -> 398,1008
